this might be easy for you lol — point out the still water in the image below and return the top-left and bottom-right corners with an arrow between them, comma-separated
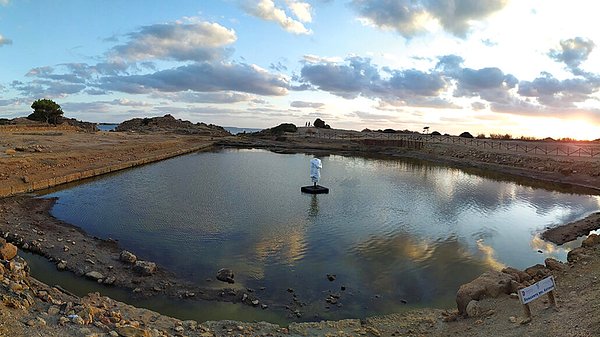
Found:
42,149 -> 599,322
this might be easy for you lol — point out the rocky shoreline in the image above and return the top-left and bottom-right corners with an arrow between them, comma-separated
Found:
2,127 -> 600,336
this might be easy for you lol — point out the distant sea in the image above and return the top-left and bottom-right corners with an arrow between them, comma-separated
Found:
224,126 -> 262,135
97,123 -> 118,131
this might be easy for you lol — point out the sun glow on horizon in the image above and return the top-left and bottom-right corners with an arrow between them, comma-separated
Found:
516,117 -> 600,141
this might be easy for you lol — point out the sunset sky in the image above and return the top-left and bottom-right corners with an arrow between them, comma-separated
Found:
1,0 -> 599,139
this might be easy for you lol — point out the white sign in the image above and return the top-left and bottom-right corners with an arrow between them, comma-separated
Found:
518,276 -> 555,305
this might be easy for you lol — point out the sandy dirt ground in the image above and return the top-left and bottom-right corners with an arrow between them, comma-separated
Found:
1,125 -> 600,336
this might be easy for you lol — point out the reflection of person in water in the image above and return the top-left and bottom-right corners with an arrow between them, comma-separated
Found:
310,158 -> 322,187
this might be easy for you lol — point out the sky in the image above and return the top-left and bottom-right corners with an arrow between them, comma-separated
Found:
1,0 -> 599,139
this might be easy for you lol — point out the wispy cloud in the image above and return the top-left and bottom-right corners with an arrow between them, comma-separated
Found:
242,0 -> 312,35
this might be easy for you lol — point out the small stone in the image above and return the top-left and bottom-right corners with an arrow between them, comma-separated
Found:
237,326 -> 244,331
48,306 -> 60,316
57,260 -> 67,270
261,304 -> 268,309
85,271 -> 104,281
251,300 -> 260,306
242,294 -> 248,302
327,274 -> 336,282
103,276 -> 116,285
21,176 -> 30,183
174,326 -> 184,332
85,259 -> 95,265
216,268 -> 235,284
109,331 -> 119,337
133,261 -> 157,276
119,250 -> 137,264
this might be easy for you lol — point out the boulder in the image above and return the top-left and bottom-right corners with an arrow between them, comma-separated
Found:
119,250 -> 137,264
456,271 -> 514,316
567,247 -> 589,262
0,239 -> 17,260
501,267 -> 531,283
466,300 -> 483,318
133,261 -> 157,276
216,268 -> 235,284
544,258 -> 567,271
582,234 -> 600,248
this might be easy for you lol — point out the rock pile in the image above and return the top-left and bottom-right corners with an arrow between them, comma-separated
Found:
115,114 -> 230,136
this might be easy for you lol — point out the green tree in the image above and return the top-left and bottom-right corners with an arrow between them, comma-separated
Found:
28,99 -> 63,124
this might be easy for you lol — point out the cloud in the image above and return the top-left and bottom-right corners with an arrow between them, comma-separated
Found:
548,37 -> 595,73
436,54 -> 518,103
518,72 -> 597,108
0,0 -> 8,6
154,91 -> 260,104
0,34 -> 12,47
351,0 -> 508,38
299,56 -> 450,106
110,98 -> 151,107
111,21 -> 237,62
302,54 -> 344,64
242,0 -> 312,35
290,101 -> 324,108
287,1 -> 312,22
99,62 -> 289,96
471,101 -> 487,110
11,79 -> 86,98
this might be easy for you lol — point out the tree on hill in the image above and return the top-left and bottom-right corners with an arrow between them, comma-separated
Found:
313,118 -> 331,129
27,99 -> 63,124
459,131 -> 474,138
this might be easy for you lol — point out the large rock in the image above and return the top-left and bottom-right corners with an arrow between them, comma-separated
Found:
545,258 -> 567,271
133,261 -> 157,276
119,250 -> 137,264
582,234 -> 600,248
501,267 -> 531,283
216,268 -> 235,284
0,238 -> 17,260
456,271 -> 514,316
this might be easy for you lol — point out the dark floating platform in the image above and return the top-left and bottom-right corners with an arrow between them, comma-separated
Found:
301,185 -> 330,194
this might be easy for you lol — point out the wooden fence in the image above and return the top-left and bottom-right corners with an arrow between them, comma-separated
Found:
305,132 -> 600,158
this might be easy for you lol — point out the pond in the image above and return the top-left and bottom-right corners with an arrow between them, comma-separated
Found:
41,148 -> 599,322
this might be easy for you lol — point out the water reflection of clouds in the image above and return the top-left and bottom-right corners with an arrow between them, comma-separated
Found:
350,233 -> 491,302
475,239 -> 505,270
